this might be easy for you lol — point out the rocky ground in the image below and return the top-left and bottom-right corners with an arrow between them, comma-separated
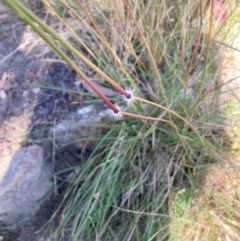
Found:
0,2 -> 109,240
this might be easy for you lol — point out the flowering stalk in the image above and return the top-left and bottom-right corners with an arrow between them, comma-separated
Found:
119,110 -> 203,145
121,111 -> 174,125
82,80 -> 119,113
6,2 -> 119,115
134,97 -> 195,130
5,0 -> 199,136
8,0 -> 133,100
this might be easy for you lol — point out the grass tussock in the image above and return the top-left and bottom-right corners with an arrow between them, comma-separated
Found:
3,0 -> 240,240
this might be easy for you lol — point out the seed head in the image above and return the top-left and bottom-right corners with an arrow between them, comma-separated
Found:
122,87 -> 136,106
107,104 -> 123,121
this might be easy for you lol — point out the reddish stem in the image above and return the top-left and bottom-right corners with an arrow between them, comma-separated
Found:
87,80 -> 119,113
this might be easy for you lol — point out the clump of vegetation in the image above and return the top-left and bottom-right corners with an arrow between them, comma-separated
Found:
3,0 -> 240,240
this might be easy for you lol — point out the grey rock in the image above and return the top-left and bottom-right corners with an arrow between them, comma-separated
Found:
0,145 -> 53,224
48,104 -> 107,150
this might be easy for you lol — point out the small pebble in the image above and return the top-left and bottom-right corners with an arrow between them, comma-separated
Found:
22,90 -> 29,97
0,72 -> 7,89
32,87 -> 41,94
0,90 -> 7,99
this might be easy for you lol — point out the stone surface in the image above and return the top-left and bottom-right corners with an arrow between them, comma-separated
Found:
0,145 -> 53,224
49,104 -> 107,149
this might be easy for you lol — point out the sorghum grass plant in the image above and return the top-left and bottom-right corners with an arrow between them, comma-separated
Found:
3,0 -> 240,240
